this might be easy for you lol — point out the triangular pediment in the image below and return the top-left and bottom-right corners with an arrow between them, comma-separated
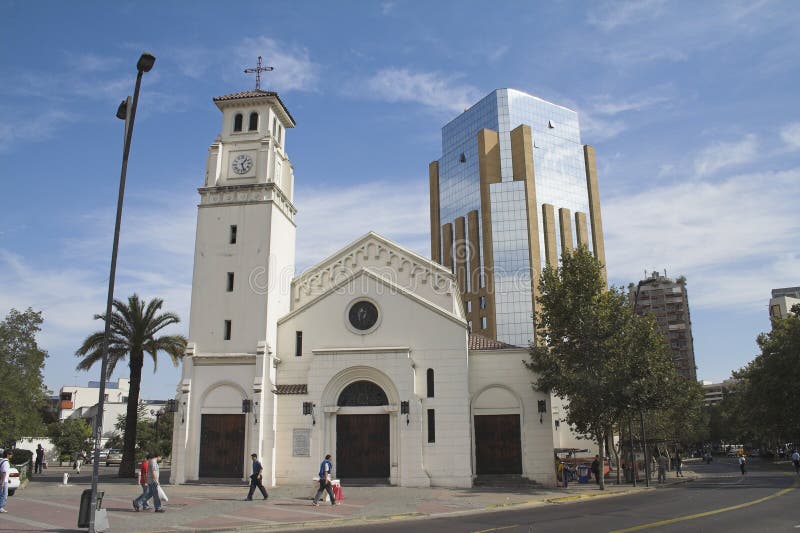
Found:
291,232 -> 458,314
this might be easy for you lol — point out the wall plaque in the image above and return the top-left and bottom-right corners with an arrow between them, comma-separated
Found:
292,428 -> 311,457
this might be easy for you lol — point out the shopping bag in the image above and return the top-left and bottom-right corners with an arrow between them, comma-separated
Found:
157,485 -> 169,502
332,483 -> 344,502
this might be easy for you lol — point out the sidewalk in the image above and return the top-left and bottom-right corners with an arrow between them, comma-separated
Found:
1,466 -> 694,532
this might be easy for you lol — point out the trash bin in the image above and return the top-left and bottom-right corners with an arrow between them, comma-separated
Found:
577,464 -> 590,484
77,489 -> 104,528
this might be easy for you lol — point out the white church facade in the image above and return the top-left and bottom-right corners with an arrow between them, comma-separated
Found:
170,88 -> 589,489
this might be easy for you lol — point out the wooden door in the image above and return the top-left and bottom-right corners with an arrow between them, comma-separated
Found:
199,414 -> 245,477
336,414 -> 390,479
474,414 -> 522,475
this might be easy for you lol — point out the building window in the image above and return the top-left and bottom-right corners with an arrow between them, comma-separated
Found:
226,272 -> 234,292
233,113 -> 243,132
295,331 -> 303,357
426,368 -> 435,398
277,124 -> 282,144
272,117 -> 277,137
466,300 -> 472,313
248,112 -> 258,131
468,320 -> 472,332
481,316 -> 487,329
427,409 -> 436,443
480,296 -> 486,309
224,320 -> 232,340
229,225 -> 237,244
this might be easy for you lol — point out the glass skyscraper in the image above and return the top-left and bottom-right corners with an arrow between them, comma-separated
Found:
429,88 -> 607,346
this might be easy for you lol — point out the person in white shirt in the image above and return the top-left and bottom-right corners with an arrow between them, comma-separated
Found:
0,450 -> 12,513
738,454 -> 746,475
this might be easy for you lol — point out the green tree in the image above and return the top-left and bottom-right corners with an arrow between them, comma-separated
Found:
0,308 -> 49,447
48,418 -> 92,459
526,247 -> 680,488
106,403 -> 173,459
75,294 -> 185,477
726,304 -> 800,448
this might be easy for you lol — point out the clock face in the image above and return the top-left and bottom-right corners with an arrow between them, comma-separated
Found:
232,154 -> 253,174
348,300 -> 379,331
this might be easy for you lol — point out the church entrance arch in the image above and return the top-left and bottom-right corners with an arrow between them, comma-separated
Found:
472,386 -> 523,476
198,383 -> 247,478
335,380 -> 390,480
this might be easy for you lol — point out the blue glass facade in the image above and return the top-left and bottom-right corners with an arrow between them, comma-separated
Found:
435,89 -> 594,347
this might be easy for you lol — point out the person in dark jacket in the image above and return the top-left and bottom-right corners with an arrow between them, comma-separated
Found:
246,453 -> 268,501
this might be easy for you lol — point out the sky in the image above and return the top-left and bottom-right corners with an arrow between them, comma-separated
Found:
1,1 -> 798,400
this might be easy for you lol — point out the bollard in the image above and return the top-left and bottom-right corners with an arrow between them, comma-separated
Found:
63,472 -> 69,485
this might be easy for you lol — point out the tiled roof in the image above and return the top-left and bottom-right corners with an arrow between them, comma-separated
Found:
212,90 -> 296,125
213,90 -> 278,101
274,384 -> 308,395
468,334 -> 517,350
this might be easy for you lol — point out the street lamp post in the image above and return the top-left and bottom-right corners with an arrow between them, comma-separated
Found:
151,408 -> 164,441
88,52 -> 155,533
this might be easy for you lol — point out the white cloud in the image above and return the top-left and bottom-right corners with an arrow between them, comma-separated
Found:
0,109 -> 78,152
360,68 -> 481,113
693,134 -> 758,177
591,94 -> 673,116
780,122 -> 800,151
234,37 -> 319,93
0,192 -> 196,395
294,180 -> 430,271
587,0 -> 668,32
604,167 -> 800,310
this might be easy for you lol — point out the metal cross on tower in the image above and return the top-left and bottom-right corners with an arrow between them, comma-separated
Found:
244,56 -> 274,91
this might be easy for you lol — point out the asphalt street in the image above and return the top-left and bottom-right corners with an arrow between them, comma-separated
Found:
306,457 -> 800,533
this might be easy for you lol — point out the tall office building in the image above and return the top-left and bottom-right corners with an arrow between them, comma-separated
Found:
769,286 -> 800,319
630,271 -> 698,381
429,88 -> 606,346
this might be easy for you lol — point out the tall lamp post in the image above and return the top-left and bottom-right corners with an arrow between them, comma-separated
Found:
88,52 -> 155,533
151,408 -> 164,441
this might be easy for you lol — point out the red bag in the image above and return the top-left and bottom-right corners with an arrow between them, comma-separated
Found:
332,483 -> 344,502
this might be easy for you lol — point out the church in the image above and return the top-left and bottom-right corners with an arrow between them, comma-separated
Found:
170,83 -> 589,488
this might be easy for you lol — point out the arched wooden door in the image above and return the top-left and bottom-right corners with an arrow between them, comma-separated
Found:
335,381 -> 390,480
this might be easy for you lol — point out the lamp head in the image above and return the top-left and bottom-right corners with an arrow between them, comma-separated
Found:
116,98 -> 129,120
137,52 -> 156,73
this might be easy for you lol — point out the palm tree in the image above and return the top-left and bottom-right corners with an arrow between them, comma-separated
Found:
76,294 -> 186,477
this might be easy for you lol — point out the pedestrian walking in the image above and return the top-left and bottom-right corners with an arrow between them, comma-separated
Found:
675,452 -> 683,477
739,455 -> 746,475
313,454 -> 336,506
132,454 -> 152,511
591,455 -> 601,485
657,454 -> 668,483
74,452 -> 84,474
791,450 -> 800,475
34,445 -> 44,474
246,453 -> 269,501
148,453 -> 165,512
0,450 -> 12,513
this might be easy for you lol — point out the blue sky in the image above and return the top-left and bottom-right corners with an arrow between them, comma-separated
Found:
1,1 -> 798,399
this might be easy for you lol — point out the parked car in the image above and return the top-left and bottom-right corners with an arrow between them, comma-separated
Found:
105,449 -> 123,466
98,449 -> 110,462
726,449 -> 739,457
6,465 -> 20,496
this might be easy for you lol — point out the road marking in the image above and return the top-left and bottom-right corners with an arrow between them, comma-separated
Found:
610,483 -> 798,532
472,525 -> 519,533
0,512 -> 64,530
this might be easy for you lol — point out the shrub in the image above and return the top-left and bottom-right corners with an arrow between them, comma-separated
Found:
11,448 -> 33,477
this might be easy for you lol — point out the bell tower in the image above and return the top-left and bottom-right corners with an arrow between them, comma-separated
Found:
172,76 -> 297,484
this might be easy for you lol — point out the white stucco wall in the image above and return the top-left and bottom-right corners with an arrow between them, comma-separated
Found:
469,349 -> 558,487
274,270 -> 472,488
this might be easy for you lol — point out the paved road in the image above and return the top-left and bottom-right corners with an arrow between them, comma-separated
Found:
306,458 -> 800,532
